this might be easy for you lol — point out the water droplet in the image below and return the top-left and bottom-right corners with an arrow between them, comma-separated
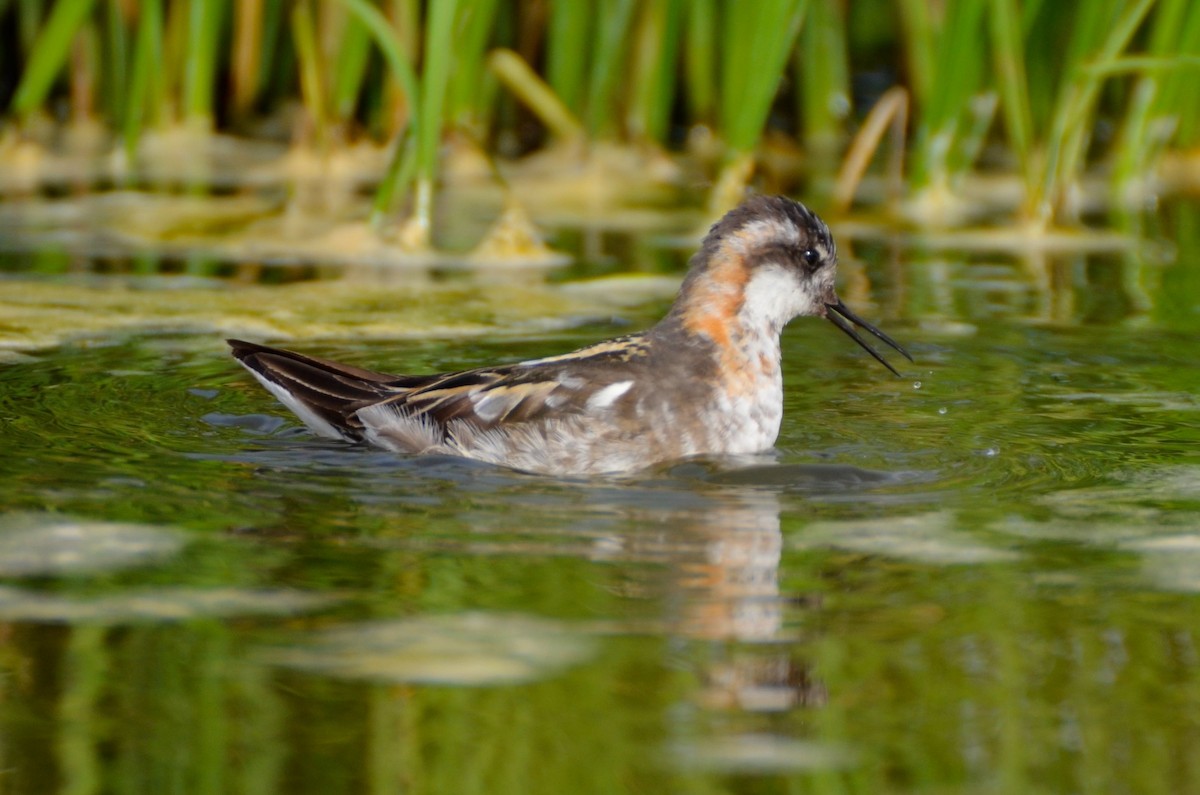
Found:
937,407 -> 948,415
912,381 -> 922,390
983,447 -> 999,458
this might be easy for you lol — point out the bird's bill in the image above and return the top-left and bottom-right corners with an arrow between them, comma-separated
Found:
824,299 -> 912,376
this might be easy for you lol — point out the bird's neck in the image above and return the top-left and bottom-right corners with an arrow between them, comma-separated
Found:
665,254 -> 792,353
656,265 -> 783,395
648,257 -> 785,452
654,268 -> 785,452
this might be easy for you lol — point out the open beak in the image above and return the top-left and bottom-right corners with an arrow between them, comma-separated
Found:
824,298 -> 912,376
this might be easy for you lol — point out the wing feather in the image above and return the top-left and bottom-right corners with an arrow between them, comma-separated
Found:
229,333 -> 653,442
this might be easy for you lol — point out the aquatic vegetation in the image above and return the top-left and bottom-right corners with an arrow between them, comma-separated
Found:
1,0 -> 1198,253
0,256 -> 656,352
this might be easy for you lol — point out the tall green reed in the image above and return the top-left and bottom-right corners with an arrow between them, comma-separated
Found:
709,0 -> 807,211
330,9 -> 372,126
9,0 -> 98,123
183,0 -> 224,129
543,0 -> 638,141
1110,0 -> 1200,203
292,1 -> 328,150
717,0 -> 807,155
408,0 -> 458,245
1036,0 -> 1156,224
796,0 -> 850,167
5,0 -> 1200,240
896,0 -> 1198,227
335,0 -> 421,224
682,0 -> 716,127
627,0 -> 683,145
445,0 -> 501,135
122,0 -> 163,165
896,0 -> 992,196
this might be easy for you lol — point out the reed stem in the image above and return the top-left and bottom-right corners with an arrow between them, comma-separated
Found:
183,0 -> 222,129
9,0 -> 98,122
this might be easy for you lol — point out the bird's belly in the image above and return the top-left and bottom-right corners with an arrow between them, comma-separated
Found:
698,385 -> 783,454
442,385 -> 782,475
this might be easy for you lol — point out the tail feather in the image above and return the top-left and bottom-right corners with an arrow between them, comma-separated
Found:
227,339 -> 404,439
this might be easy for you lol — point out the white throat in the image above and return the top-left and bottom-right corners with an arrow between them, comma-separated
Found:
739,265 -> 818,334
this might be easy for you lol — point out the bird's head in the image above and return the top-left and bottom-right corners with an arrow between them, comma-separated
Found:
672,195 -> 911,375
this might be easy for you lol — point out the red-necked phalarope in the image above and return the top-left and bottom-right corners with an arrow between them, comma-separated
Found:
229,195 -> 910,475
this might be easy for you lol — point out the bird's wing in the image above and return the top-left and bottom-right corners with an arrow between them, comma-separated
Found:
228,336 -> 649,439
375,342 -> 648,430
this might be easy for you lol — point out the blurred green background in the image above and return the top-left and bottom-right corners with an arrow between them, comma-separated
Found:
3,0 -> 1199,245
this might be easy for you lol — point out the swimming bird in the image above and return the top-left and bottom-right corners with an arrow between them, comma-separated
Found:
228,195 -> 910,475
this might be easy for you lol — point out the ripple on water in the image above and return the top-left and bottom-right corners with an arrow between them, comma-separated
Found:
671,460 -> 926,492
794,511 -> 1021,565
670,734 -> 858,774
0,512 -> 185,576
0,586 -> 336,624
266,612 -> 595,685
1032,465 -> 1200,527
1117,532 -> 1200,594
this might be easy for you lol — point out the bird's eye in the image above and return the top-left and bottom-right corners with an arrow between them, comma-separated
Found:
801,249 -> 821,268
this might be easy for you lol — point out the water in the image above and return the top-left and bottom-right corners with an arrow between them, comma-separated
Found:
2,208 -> 1200,793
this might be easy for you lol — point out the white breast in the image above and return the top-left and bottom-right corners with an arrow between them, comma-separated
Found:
709,335 -> 783,454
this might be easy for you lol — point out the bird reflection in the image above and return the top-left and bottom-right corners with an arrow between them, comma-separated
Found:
583,473 -> 827,711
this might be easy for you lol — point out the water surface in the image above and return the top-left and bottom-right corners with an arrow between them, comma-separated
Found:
1,208 -> 1199,793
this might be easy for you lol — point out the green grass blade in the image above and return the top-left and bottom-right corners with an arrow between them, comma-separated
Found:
331,8 -> 371,122
989,0 -> 1035,200
122,0 -> 162,163
8,0 -> 98,121
336,0 -> 423,214
337,0 -> 419,107
547,1 -> 591,116
896,0 -> 934,108
720,0 -> 807,153
102,0 -> 127,124
1021,3 -> 1062,132
488,48 -> 583,141
928,0 -> 987,179
371,127 -> 417,227
417,0 -> 458,179
446,0 -> 502,130
1040,0 -> 1157,223
584,0 -> 636,137
1111,77 -> 1159,200
1148,0 -> 1200,145
627,0 -> 683,144
292,0 -> 327,148
183,0 -> 223,129
683,0 -> 715,123
798,0 -> 850,157
929,0 -> 986,131
404,0 -> 461,242
1081,55 -> 1200,77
